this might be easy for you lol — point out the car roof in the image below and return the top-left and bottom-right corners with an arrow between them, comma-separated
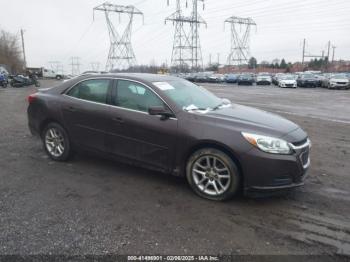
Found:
80,73 -> 180,83
49,73 -> 183,95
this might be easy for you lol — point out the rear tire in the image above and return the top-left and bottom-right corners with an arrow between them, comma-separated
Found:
186,148 -> 241,201
42,122 -> 72,161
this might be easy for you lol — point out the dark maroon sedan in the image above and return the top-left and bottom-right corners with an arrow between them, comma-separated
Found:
27,73 -> 311,200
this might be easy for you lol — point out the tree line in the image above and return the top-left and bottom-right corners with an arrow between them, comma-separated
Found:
0,28 -> 25,74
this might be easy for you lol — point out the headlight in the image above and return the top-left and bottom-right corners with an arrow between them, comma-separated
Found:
242,132 -> 292,154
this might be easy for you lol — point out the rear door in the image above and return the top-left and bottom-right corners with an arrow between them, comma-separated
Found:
61,78 -> 112,152
105,79 -> 178,172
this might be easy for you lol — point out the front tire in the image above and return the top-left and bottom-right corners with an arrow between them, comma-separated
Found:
42,122 -> 72,161
186,148 -> 240,201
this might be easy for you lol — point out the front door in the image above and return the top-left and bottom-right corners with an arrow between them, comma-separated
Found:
105,79 -> 178,172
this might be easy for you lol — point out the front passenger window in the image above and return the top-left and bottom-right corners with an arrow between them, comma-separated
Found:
115,80 -> 165,112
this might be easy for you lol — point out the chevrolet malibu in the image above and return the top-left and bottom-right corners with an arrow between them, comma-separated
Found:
27,73 -> 311,201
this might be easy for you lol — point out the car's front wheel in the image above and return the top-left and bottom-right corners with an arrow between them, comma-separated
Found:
42,122 -> 72,161
186,148 -> 240,201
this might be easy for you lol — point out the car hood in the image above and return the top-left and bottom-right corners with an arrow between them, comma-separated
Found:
197,104 -> 303,141
280,80 -> 296,84
330,78 -> 349,82
301,78 -> 317,81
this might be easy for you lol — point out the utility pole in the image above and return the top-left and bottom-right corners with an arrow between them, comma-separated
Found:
20,29 -> 27,69
224,16 -> 256,66
332,46 -> 336,63
217,53 -> 220,65
93,2 -> 143,71
302,38 -> 306,66
301,39 -> 328,68
209,53 -> 212,66
327,40 -> 331,61
70,57 -> 81,76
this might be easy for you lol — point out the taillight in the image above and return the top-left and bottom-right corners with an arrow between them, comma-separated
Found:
28,94 -> 36,104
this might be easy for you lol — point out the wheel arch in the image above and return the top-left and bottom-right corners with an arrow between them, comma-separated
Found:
183,140 -> 244,188
39,118 -> 65,137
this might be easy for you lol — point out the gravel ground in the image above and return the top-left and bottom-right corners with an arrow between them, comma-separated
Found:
0,80 -> 350,257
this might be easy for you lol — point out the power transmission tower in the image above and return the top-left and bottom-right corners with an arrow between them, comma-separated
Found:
224,16 -> 256,66
165,0 -> 206,72
93,2 -> 143,71
70,57 -> 81,76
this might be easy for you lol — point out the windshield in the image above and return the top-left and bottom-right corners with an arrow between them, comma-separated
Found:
281,75 -> 295,80
153,79 -> 222,111
331,74 -> 347,78
302,74 -> 314,79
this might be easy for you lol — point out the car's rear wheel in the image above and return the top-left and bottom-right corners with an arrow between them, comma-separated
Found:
42,122 -> 72,161
186,148 -> 240,201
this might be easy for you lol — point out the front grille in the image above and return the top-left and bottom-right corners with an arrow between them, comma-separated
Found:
336,82 -> 347,85
300,149 -> 309,166
290,138 -> 311,169
285,84 -> 294,87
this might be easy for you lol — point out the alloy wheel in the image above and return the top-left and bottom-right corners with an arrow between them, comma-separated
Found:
191,155 -> 231,196
45,127 -> 65,157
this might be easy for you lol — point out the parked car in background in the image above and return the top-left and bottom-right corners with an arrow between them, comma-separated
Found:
184,73 -> 196,82
194,72 -> 210,83
322,73 -> 350,89
297,74 -> 319,88
237,73 -> 254,85
225,74 -> 238,83
256,73 -> 272,85
207,74 -> 225,83
272,73 -> 284,85
314,73 -> 326,87
278,75 -> 297,88
27,73 -> 310,201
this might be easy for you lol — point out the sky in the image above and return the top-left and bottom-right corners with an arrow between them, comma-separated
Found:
1,0 -> 350,73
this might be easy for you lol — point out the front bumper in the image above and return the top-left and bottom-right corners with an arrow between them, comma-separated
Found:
298,81 -> 318,87
329,82 -> 349,89
256,80 -> 271,85
242,138 -> 310,194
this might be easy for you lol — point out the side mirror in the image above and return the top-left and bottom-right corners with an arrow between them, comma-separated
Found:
148,106 -> 174,119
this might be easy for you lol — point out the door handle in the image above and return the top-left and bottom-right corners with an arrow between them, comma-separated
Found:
112,116 -> 124,123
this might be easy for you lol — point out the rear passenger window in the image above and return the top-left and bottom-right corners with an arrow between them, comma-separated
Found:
67,79 -> 110,104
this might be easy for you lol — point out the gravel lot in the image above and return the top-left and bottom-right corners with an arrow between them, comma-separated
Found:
0,80 -> 350,257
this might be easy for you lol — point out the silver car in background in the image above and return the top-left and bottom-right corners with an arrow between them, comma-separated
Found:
322,73 -> 350,89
